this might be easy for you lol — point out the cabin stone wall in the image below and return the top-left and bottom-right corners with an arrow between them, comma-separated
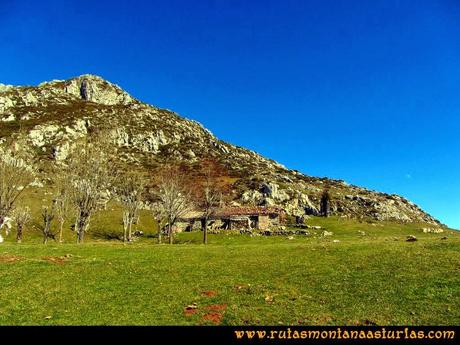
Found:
173,209 -> 284,233
258,215 -> 270,230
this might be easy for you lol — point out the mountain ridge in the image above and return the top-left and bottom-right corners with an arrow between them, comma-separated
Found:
0,74 -> 441,225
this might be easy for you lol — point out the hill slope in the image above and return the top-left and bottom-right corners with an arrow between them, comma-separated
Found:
0,75 -> 440,224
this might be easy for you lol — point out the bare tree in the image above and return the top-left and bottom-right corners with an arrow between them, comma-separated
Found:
54,176 -> 70,243
41,203 -> 57,244
67,136 -> 116,244
320,188 -> 331,217
14,207 -> 31,243
0,147 -> 33,233
150,202 -> 166,244
154,166 -> 193,244
115,172 -> 144,243
197,169 -> 222,245
191,159 -> 231,244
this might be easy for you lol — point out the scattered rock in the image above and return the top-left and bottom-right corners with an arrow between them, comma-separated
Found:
406,235 -> 417,242
1,114 -> 15,122
264,294 -> 274,303
30,179 -> 44,188
361,319 -> 377,326
321,231 -> 333,237
239,229 -> 253,235
184,303 -> 198,317
421,227 -> 444,234
184,303 -> 198,311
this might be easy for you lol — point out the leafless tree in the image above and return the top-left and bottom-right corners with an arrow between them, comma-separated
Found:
320,188 -> 331,217
154,166 -> 193,244
150,201 -> 166,244
67,136 -> 116,244
198,170 -> 222,245
192,159 -> 230,244
0,147 -> 33,233
115,172 -> 145,243
54,176 -> 70,243
41,203 -> 57,244
13,207 -> 31,243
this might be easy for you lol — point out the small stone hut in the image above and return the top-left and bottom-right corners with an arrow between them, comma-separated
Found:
174,206 -> 285,232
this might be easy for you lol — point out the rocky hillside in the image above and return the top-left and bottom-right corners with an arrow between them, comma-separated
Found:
0,75 -> 441,225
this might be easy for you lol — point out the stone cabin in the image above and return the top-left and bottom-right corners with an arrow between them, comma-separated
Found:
174,206 -> 285,233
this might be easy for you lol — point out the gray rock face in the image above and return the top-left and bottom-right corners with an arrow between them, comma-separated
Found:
64,75 -> 134,105
0,75 -> 133,114
0,96 -> 14,113
0,75 -> 442,225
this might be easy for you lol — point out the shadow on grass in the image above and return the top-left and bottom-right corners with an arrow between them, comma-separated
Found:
91,228 -> 123,241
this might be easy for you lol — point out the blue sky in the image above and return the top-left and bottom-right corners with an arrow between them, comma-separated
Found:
1,0 -> 459,228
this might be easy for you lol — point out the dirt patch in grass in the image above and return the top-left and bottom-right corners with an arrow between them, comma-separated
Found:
202,312 -> 223,324
202,290 -> 217,297
42,256 -> 70,265
184,308 -> 198,317
0,254 -> 23,263
202,304 -> 227,325
205,304 -> 227,312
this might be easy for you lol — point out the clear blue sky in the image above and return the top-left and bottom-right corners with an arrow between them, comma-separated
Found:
1,0 -> 459,228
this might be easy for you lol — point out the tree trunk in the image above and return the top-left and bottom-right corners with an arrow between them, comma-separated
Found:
43,222 -> 51,244
76,213 -> 90,244
17,225 -> 23,243
128,219 -> 133,242
203,217 -> 208,245
59,220 -> 64,243
76,220 -> 85,243
168,220 -> 173,244
123,223 -> 128,243
77,230 -> 84,244
122,212 -> 128,243
158,224 -> 162,244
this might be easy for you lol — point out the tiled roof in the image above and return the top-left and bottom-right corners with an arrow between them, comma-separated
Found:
178,206 -> 284,221
216,206 -> 284,217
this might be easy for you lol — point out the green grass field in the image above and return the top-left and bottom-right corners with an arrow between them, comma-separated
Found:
1,213 -> 459,326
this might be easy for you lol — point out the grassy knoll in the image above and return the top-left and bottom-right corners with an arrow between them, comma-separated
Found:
0,217 -> 459,325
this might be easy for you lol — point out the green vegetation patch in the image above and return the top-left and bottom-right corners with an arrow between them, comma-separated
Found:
0,218 -> 458,326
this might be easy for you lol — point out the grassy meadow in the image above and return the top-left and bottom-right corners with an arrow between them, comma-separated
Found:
1,204 -> 459,325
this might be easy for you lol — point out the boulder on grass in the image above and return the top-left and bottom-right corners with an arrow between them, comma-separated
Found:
406,235 -> 417,242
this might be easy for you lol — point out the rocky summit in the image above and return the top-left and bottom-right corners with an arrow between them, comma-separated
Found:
0,75 -> 440,225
